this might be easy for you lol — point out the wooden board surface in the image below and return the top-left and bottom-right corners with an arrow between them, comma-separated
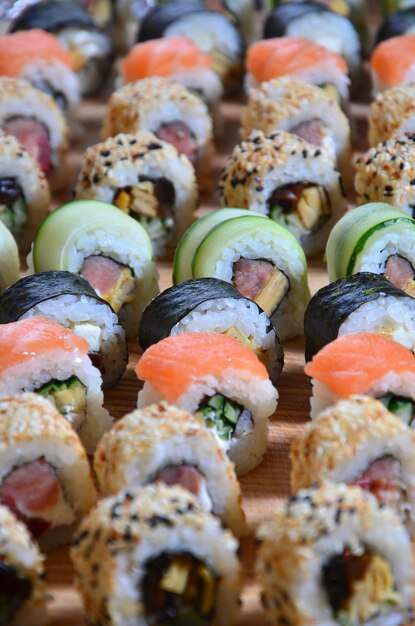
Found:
39,85 -> 371,625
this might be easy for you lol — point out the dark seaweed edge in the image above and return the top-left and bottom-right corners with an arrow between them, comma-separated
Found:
10,0 -> 96,33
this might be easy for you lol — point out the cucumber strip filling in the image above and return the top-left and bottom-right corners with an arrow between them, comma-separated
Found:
36,376 -> 86,430
378,394 -> 415,427
232,258 -> 290,317
0,562 -> 32,625
0,178 -> 26,234
142,552 -> 218,626
195,393 -> 253,441
268,182 -> 331,239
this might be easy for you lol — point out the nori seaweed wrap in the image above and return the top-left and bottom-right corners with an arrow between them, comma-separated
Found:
304,272 -> 415,361
376,7 -> 415,45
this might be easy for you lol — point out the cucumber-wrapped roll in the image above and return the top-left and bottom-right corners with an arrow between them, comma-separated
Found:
304,272 -> 415,361
27,199 -> 160,338
326,203 -> 415,296
0,220 -> 19,294
138,277 -> 284,384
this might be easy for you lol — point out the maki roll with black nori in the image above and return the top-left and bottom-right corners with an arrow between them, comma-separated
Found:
10,0 -> 113,95
137,1 -> 245,93
304,272 -> 415,361
138,278 -> 284,384
376,7 -> 415,44
0,271 -> 127,389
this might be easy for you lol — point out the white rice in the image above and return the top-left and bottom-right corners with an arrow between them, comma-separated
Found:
21,58 -> 80,111
354,230 -> 415,272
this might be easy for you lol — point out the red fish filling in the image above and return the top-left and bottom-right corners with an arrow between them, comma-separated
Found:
0,562 -> 32,625
0,459 -> 61,538
155,121 -> 198,168
351,455 -> 404,510
384,254 -> 415,296
80,254 -> 135,314
2,116 -> 51,175
153,465 -> 203,498
290,119 -> 325,147
232,258 -> 290,317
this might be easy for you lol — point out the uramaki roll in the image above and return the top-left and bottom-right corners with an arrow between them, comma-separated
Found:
369,83 -> 415,145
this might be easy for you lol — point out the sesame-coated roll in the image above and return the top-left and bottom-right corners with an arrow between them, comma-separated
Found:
0,77 -> 70,191
75,132 -> 198,258
369,84 -> 415,146
71,484 -> 241,626
290,396 -> 415,535
219,130 -> 346,256
102,77 -> 213,189
241,78 -> 353,189
257,481 -> 415,626
94,402 -> 246,537
0,505 -> 47,626
0,393 -> 97,550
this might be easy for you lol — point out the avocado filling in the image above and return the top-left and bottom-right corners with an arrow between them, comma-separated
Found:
378,394 -> 415,427
384,254 -> 415,297
318,83 -> 341,103
142,553 -> 218,626
0,561 -> 32,625
195,393 -> 253,441
0,178 -> 26,234
224,325 -> 267,365
232,258 -> 290,317
268,182 -> 331,239
323,548 -> 400,625
36,376 -> 86,430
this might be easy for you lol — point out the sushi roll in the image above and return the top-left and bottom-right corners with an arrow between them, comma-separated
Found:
0,393 -> 97,549
120,38 -> 223,129
75,132 -> 198,259
136,332 -> 279,475
138,277 -> 284,384
369,84 -> 415,145
102,77 -> 213,190
241,77 -> 353,189
245,37 -> 350,102
219,130 -> 347,257
0,271 -> 128,389
257,481 -> 415,626
27,199 -> 160,339
326,203 -> 415,293
376,6 -> 415,44
304,272 -> 415,362
71,484 -> 241,626
0,29 -> 80,113
94,401 -> 247,537
370,34 -> 415,94
137,1 -> 245,94
0,133 -> 50,250
304,333 -> 415,420
0,504 -> 47,626
0,317 -> 112,453
0,220 -> 20,293
0,77 -> 70,191
290,396 -> 415,532
10,0 -> 114,96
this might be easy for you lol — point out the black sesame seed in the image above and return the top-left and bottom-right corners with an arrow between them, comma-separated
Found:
73,530 -> 89,546
100,150 -> 110,157
302,150 -> 308,158
148,143 -> 162,150
400,163 -> 404,170
335,509 -> 342,524
93,174 -> 100,184
91,563 -> 100,574
104,160 -> 112,167
123,527 -> 134,542
314,149 -> 321,157
384,185 -> 393,192
129,139 -> 137,145
147,515 -> 173,528
124,492 -> 134,502
256,186 -> 263,192
110,503 -> 121,520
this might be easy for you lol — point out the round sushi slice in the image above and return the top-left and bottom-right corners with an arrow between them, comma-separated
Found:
370,33 -> 415,93
0,393 -> 97,550
75,132 -> 198,259
369,84 -> 415,145
325,203 -> 415,295
0,504 -> 47,626
0,317 -> 112,453
138,277 -> 284,384
94,401 -> 247,538
71,484 -> 241,626
136,332 -> 278,476
102,77 -> 213,190
0,29 -> 80,113
290,396 -> 415,535
304,272 -> 415,361
0,271 -> 128,389
0,77 -> 70,191
0,220 -> 19,294
305,333 -> 415,420
27,199 -> 160,339
257,481 -> 415,626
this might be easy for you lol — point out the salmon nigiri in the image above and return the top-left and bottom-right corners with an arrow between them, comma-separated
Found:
305,332 -> 415,424
136,332 -> 278,475
371,34 -> 415,92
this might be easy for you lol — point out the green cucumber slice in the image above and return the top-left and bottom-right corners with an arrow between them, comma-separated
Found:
207,394 -> 225,410
195,394 -> 246,441
0,221 -> 19,293
379,394 -> 415,426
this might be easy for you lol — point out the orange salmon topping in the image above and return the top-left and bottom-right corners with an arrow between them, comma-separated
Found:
136,332 -> 269,402
121,37 -> 213,83
246,37 -> 348,84
304,333 -> 415,397
371,34 -> 415,88
0,29 -> 74,77
0,317 -> 89,373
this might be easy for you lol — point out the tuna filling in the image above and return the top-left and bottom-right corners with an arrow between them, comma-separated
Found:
36,376 -> 87,431
0,177 -> 26,233
155,121 -> 197,168
2,116 -> 51,175
268,182 -> 331,239
351,455 -> 407,514
152,465 -> 212,511
232,258 -> 290,317
142,552 -> 218,626
195,393 -> 253,442
384,254 -> 415,297
323,547 -> 400,625
290,120 -> 325,148
0,562 -> 32,625
80,254 -> 135,314
114,176 -> 175,243
378,394 -> 415,427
